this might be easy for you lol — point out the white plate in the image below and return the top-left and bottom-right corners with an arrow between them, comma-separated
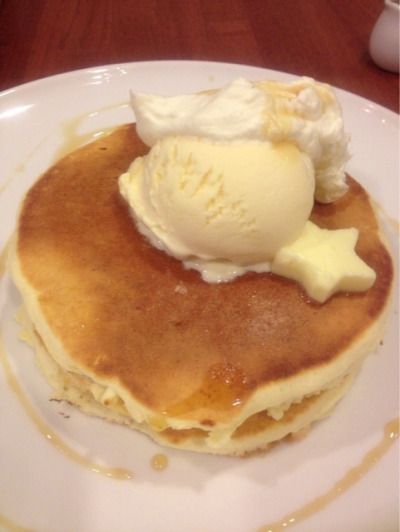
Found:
0,61 -> 398,532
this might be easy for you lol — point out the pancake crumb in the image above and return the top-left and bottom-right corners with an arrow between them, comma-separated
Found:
174,282 -> 188,295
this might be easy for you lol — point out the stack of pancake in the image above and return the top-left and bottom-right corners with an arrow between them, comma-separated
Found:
11,124 -> 393,455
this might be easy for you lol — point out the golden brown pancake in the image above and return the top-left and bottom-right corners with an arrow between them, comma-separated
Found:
11,124 -> 393,454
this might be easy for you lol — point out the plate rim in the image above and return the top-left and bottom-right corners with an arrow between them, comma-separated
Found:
1,59 -> 399,119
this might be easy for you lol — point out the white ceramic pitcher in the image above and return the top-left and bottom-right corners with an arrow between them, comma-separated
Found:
369,0 -> 400,72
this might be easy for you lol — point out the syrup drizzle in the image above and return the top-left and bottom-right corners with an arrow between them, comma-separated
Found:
0,340 -> 133,481
0,101 -> 129,199
259,418 -> 399,531
0,513 -> 31,532
151,453 -> 169,471
0,238 -> 10,277
372,198 -> 400,235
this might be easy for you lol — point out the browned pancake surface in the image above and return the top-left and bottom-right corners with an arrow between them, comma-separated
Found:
17,125 -> 393,422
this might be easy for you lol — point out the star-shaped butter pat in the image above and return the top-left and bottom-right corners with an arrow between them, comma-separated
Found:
271,221 -> 376,303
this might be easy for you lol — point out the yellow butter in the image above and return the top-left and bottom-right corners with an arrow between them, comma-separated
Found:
271,221 -> 376,303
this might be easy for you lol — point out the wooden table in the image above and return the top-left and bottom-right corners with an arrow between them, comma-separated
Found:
0,0 -> 398,112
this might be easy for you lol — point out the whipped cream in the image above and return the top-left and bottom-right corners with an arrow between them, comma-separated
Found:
131,77 -> 350,203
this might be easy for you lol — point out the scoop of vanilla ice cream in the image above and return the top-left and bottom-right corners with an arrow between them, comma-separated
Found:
119,136 -> 315,280
131,77 -> 350,203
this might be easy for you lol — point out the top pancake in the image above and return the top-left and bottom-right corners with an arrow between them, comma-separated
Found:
14,124 -> 393,425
